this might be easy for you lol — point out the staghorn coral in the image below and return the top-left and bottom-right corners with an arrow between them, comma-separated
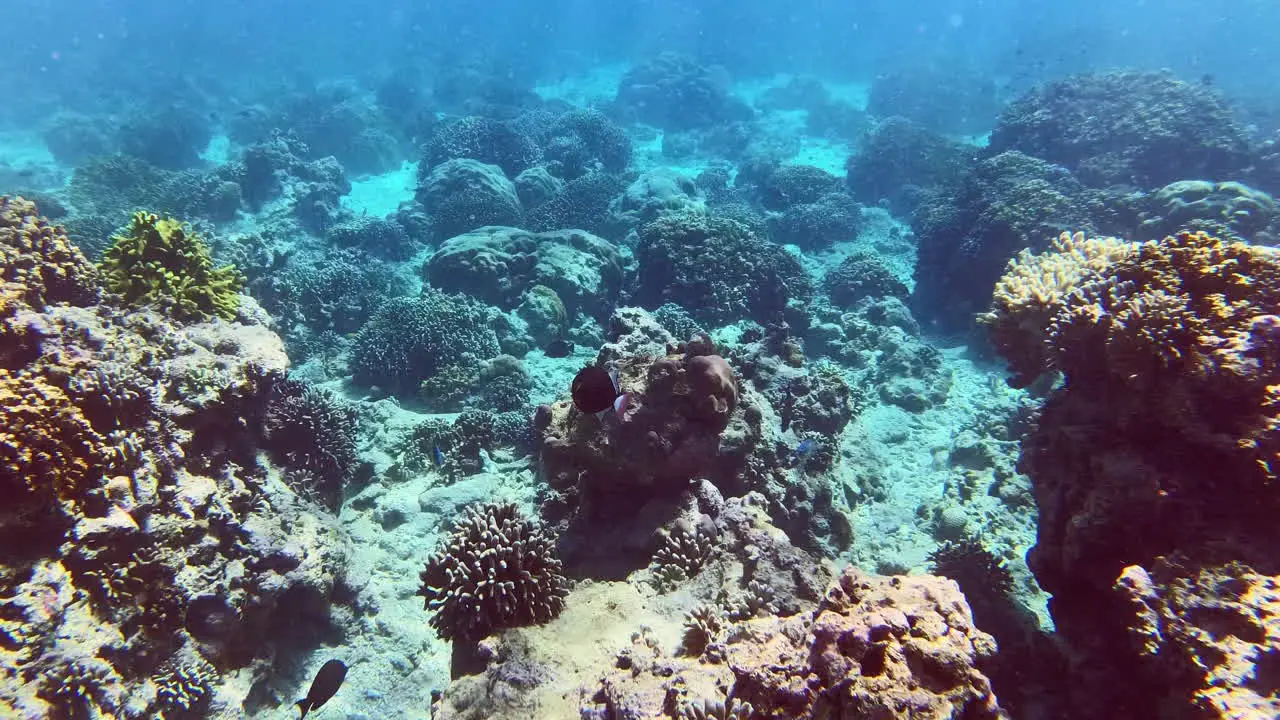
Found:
418,502 -> 568,641
100,211 -> 245,321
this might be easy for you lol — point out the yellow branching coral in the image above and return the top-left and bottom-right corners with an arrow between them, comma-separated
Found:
985,230 -> 1280,480
0,195 -> 99,316
100,212 -> 244,321
979,230 -> 1133,384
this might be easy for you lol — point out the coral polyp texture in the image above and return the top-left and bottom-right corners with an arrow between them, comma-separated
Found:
983,229 -> 1280,716
0,201 -> 347,718
417,501 -> 568,642
100,210 -> 245,321
583,568 -> 1003,720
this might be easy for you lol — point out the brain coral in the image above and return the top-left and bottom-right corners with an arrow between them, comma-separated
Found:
418,501 -> 567,641
100,211 -> 244,321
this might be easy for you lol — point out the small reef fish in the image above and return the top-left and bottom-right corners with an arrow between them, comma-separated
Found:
296,658 -> 347,719
571,365 -> 630,419
432,445 -> 446,468
788,438 -> 818,468
545,337 -> 574,358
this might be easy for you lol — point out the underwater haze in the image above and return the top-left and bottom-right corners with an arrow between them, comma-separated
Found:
3,0 -> 1280,718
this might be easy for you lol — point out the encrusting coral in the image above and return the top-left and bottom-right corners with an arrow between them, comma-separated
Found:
100,210 -> 245,321
418,502 -> 568,642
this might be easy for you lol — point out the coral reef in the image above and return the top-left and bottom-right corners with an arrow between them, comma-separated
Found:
0,201 -> 348,718
912,151 -> 1100,334
350,288 -> 501,395
846,117 -> 977,216
417,158 -> 525,242
100,211 -> 245,322
989,70 -> 1251,188
1134,179 -> 1280,244
425,115 -> 542,177
867,64 -> 999,136
983,229 -> 1280,716
425,225 -> 623,320
616,53 -> 752,131
633,212 -> 812,326
583,568 -> 1004,719
418,502 -> 568,641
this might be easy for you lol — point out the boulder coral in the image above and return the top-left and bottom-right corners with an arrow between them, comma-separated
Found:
583,568 -> 1004,720
425,225 -> 624,320
983,229 -> 1280,717
538,345 -> 765,571
633,212 -> 812,327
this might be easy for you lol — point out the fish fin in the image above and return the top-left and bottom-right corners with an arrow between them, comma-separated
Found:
296,699 -> 309,720
613,392 -> 631,419
608,367 -> 620,394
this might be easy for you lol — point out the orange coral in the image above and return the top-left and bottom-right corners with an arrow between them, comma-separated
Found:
0,369 -> 116,508
0,196 -> 99,315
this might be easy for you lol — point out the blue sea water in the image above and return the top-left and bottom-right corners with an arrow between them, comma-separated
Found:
3,1 -> 1280,718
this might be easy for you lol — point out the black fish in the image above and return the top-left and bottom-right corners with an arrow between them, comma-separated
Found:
545,338 -> 574,358
296,659 -> 347,719
572,365 -> 622,414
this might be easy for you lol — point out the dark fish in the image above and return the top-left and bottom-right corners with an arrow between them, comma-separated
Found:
788,438 -> 817,468
779,382 -> 795,432
296,659 -> 347,719
545,338 -> 574,358
571,365 -> 629,417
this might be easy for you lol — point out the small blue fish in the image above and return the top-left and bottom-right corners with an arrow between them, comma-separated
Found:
432,445 -> 446,468
788,438 -> 818,468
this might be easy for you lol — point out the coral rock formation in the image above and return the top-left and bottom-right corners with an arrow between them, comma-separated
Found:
984,229 -> 1280,717
584,568 -> 1004,720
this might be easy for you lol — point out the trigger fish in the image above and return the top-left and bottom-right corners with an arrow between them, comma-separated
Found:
296,659 -> 347,719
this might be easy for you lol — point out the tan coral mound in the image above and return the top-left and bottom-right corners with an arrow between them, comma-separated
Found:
984,229 -> 1280,717
583,568 -> 1004,720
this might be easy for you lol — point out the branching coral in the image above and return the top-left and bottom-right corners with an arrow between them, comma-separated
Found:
418,502 -> 568,641
985,229 -> 1280,715
100,211 -> 244,321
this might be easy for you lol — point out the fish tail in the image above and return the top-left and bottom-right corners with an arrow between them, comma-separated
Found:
296,699 -> 309,719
